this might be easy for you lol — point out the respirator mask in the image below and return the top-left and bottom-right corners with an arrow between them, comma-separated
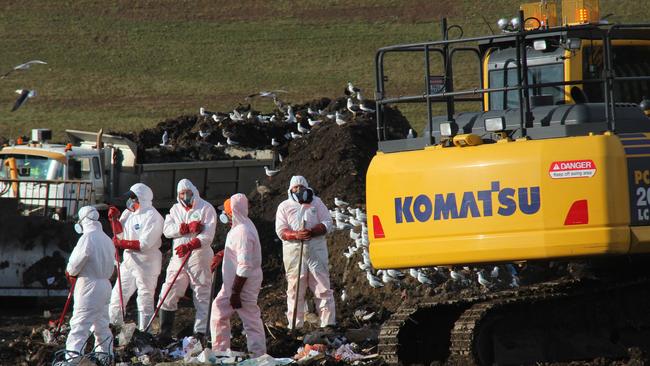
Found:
291,186 -> 314,204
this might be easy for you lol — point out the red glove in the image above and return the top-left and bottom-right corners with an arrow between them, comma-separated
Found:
188,221 -> 203,234
113,237 -> 141,251
309,223 -> 327,237
175,238 -> 201,257
211,249 -> 225,272
108,206 -> 121,221
65,271 -> 77,286
179,223 -> 190,235
281,229 -> 311,241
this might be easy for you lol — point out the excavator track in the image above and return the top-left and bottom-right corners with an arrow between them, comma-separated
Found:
379,272 -> 650,365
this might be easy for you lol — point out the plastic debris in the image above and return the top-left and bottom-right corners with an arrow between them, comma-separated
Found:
238,354 -> 295,366
43,310 -> 51,318
334,343 -> 364,362
117,322 -> 136,346
182,336 -> 203,360
137,354 -> 151,365
42,329 -> 54,344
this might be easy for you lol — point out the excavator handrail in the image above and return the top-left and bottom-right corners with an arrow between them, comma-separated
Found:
374,19 -> 650,142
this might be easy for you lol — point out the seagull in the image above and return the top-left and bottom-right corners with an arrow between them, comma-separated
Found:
490,266 -> 500,278
340,290 -> 347,302
284,106 -> 297,123
335,111 -> 347,126
350,230 -> 360,240
378,270 -> 396,284
356,90 -> 364,101
366,271 -> 384,288
355,209 -> 367,222
387,269 -> 405,280
336,219 -> 353,230
212,114 -> 225,123
256,180 -> 271,200
230,109 -> 244,122
359,102 -> 375,113
2,60 -> 47,79
409,268 -> 419,279
200,107 -> 216,117
264,166 -> 280,177
290,132 -> 302,139
308,118 -> 322,127
199,130 -> 210,139
417,270 -> 434,285
450,268 -> 466,283
334,197 -> 349,207
345,81 -> 361,96
358,261 -> 371,271
160,131 -> 169,147
343,247 -> 355,259
226,137 -> 239,145
407,129 -> 415,139
11,89 -> 36,112
246,90 -> 288,100
215,142 -> 225,148
307,107 -> 318,116
507,264 -> 520,288
271,138 -> 279,147
477,270 -> 492,289
347,98 -> 361,116
348,217 -> 363,227
297,123 -> 310,134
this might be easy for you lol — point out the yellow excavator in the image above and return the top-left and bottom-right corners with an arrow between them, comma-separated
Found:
367,0 -> 650,364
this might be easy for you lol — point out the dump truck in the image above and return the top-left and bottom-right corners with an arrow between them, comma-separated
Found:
0,129 -> 273,296
367,1 -> 650,364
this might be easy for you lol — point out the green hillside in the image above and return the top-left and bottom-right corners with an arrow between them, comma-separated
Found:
0,0 -> 645,140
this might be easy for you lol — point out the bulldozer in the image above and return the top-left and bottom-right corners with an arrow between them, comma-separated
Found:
367,0 -> 650,364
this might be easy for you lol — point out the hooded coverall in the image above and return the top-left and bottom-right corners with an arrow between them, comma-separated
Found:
158,179 -> 216,334
210,193 -> 266,357
65,206 -> 115,357
109,183 -> 165,331
275,176 -> 335,328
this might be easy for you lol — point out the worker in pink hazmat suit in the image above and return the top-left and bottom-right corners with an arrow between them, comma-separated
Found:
210,194 -> 266,357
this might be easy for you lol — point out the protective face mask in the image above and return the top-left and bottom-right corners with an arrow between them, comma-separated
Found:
219,212 -> 229,224
291,186 -> 314,204
74,222 -> 83,234
181,191 -> 194,207
126,197 -> 137,211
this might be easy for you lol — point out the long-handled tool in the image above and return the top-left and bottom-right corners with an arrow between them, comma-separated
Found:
290,206 -> 307,331
110,218 -> 126,319
54,279 -> 76,337
144,249 -> 193,333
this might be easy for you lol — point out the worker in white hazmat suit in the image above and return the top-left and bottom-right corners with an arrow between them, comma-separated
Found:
108,183 -> 164,331
276,176 -> 335,329
210,194 -> 266,357
65,206 -> 115,357
157,178 -> 216,340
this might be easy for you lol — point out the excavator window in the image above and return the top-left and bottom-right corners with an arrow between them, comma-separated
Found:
583,44 -> 650,103
488,63 -> 564,110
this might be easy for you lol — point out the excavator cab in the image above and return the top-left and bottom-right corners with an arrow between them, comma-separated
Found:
367,1 -> 650,364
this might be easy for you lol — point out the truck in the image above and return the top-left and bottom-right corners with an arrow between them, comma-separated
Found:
0,128 -> 272,296
367,1 -> 650,364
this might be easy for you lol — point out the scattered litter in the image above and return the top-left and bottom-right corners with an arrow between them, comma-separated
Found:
182,336 -> 203,360
117,322 -> 136,346
47,276 -> 56,285
43,310 -> 51,318
294,344 -> 327,360
137,354 -> 151,365
239,354 -> 294,366
42,328 -> 54,344
334,343 -> 363,362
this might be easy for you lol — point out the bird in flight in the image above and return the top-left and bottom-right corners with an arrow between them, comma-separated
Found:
11,89 -> 36,112
2,60 -> 47,79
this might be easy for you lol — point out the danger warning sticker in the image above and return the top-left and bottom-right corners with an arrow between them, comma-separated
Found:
549,160 -> 597,179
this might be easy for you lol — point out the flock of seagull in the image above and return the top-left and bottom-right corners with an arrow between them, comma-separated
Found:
327,197 -> 521,295
3,60 -> 46,112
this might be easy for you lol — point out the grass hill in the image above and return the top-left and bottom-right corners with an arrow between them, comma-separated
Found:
0,0 -> 644,139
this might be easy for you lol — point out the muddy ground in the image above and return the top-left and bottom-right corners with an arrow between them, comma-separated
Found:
2,94 -> 650,365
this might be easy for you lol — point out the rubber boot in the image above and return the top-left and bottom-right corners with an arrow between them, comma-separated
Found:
158,310 -> 175,340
